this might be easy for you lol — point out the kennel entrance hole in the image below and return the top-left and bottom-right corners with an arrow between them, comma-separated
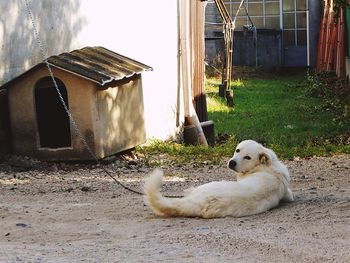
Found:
35,77 -> 71,148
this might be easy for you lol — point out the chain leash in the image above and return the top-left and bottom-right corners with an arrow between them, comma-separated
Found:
24,0 -> 146,196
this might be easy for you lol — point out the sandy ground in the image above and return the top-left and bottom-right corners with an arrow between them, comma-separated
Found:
0,154 -> 349,263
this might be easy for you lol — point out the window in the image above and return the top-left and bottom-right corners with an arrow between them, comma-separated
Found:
282,0 -> 308,47
223,0 -> 281,30
220,0 -> 308,47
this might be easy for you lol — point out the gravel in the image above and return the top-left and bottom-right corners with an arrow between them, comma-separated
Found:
0,154 -> 349,262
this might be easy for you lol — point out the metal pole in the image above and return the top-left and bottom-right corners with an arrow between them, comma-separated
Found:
307,9 -> 310,67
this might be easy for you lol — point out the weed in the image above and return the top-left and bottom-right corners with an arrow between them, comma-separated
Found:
306,71 -> 350,125
137,137 -> 238,167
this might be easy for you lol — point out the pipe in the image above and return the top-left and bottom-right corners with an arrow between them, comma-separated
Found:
178,0 -> 208,146
176,0 -> 182,127
307,9 -> 310,67
179,0 -> 192,117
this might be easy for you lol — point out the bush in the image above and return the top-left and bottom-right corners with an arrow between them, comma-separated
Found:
306,71 -> 350,125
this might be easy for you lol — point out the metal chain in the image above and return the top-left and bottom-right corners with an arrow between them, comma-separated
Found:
23,0 -> 184,198
24,0 -> 97,162
23,0 -> 147,196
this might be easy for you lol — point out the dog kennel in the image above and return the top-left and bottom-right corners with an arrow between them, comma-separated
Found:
0,46 -> 152,160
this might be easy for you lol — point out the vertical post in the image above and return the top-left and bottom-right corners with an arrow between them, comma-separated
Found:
214,0 -> 234,106
179,0 -> 208,146
280,0 -> 284,65
316,0 -> 328,71
307,8 -> 310,67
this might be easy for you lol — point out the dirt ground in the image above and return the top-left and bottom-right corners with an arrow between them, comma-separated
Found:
0,154 -> 349,263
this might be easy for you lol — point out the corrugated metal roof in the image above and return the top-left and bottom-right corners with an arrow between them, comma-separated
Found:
48,47 -> 152,86
1,46 -> 152,88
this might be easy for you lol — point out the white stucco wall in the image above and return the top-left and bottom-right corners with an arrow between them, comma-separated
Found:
0,0 -> 182,140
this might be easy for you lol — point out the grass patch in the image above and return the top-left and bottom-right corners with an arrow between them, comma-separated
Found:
138,73 -> 350,165
208,74 -> 350,159
136,138 -> 235,167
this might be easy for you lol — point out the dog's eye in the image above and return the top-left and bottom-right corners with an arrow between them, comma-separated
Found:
244,156 -> 251,160
236,149 -> 240,153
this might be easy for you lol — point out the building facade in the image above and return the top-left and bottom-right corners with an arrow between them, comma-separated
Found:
205,0 -> 321,69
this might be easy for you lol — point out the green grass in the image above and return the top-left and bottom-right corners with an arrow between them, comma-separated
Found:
137,137 -> 236,166
207,75 -> 350,158
138,74 -> 350,165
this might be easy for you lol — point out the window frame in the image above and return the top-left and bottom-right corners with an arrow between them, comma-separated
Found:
221,0 -> 309,47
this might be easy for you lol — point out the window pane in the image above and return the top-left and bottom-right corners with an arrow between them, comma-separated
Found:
283,0 -> 295,12
296,0 -> 307,11
296,12 -> 307,28
266,17 -> 280,29
231,3 -> 242,15
283,30 -> 296,47
266,2 -> 280,15
236,13 -> 247,18
248,3 -> 263,16
234,17 -> 248,29
225,3 -> 231,14
251,17 -> 264,28
283,13 -> 295,29
297,30 -> 307,45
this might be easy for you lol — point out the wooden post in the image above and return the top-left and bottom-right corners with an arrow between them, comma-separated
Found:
214,0 -> 234,106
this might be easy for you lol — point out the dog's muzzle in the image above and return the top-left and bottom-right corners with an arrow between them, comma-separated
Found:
228,159 -> 237,170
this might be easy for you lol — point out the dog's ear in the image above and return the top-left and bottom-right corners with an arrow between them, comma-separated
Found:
259,153 -> 271,166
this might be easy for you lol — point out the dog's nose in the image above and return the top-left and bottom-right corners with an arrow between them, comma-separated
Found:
228,159 -> 236,170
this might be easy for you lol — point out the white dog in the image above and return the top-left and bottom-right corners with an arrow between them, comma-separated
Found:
144,140 -> 294,218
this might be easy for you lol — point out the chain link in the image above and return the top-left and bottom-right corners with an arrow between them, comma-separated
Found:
23,0 -> 185,198
23,0 -> 150,196
24,0 -> 98,162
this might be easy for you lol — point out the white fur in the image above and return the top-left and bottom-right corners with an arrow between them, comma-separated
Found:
144,140 -> 294,218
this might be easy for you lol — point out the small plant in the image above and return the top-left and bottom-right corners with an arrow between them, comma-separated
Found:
306,71 -> 350,126
205,54 -> 224,78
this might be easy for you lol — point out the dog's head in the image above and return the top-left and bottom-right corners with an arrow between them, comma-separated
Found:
227,140 -> 275,174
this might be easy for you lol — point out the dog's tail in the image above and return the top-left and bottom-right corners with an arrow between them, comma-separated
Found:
144,169 -> 186,217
